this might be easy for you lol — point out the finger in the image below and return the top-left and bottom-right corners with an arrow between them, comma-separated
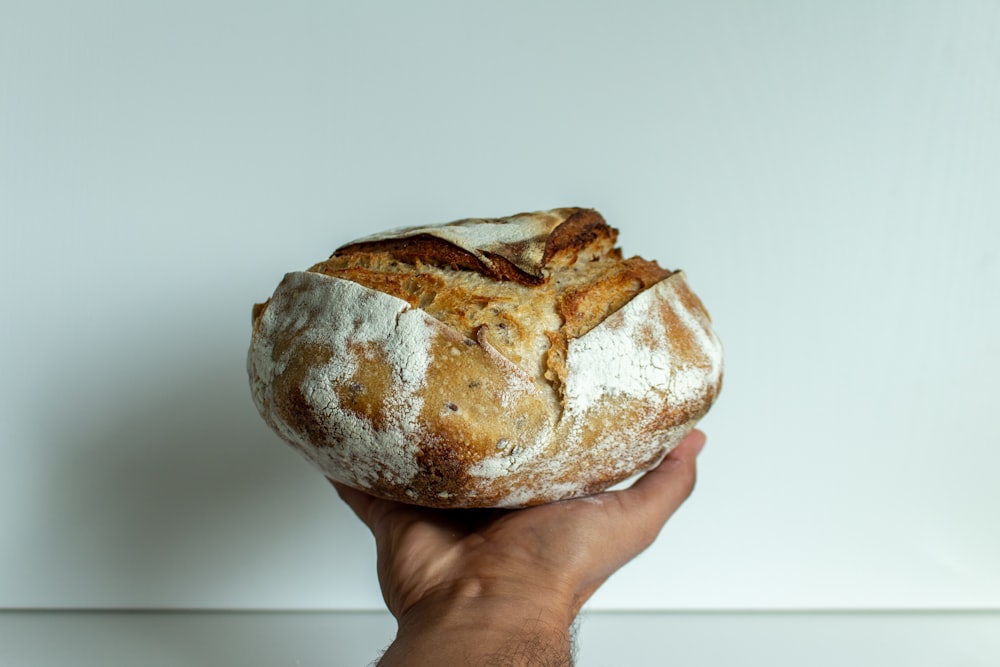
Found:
661,428 -> 706,466
330,478 -> 380,527
630,428 -> 705,503
609,429 -> 706,544
331,478 -> 425,544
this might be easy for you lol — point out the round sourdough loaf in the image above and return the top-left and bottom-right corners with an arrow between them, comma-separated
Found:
248,208 -> 722,508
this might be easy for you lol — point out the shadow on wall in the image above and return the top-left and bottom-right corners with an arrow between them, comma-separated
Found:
26,341 -> 375,608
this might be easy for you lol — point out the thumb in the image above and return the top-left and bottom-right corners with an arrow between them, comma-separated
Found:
330,478 -> 379,527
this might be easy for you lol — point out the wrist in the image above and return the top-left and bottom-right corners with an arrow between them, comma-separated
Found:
382,579 -> 576,666
414,578 -> 574,625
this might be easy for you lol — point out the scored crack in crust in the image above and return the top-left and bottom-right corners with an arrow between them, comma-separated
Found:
248,207 -> 723,508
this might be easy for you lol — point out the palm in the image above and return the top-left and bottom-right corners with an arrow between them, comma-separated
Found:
334,429 -> 704,620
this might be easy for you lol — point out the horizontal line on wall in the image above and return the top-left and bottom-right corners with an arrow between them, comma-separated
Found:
3,607 -> 1000,615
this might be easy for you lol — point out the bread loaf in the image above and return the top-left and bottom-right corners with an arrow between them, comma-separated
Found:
248,208 -> 722,508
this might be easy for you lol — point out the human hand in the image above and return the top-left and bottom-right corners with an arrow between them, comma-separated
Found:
333,428 -> 706,666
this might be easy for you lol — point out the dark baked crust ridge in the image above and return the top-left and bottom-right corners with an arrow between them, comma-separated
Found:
332,207 -> 617,285
541,208 -> 617,266
335,233 -> 543,284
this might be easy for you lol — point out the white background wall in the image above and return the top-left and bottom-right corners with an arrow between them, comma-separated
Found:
2,0 -> 998,613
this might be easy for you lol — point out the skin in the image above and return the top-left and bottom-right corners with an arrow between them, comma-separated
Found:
333,429 -> 707,666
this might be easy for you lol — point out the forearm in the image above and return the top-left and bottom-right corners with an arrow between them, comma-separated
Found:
377,589 -> 576,666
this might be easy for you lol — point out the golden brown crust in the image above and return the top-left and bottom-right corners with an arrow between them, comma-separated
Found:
307,212 -> 674,398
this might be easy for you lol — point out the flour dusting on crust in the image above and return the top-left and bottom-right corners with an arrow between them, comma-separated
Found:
248,272 -> 433,487
565,272 -> 723,415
